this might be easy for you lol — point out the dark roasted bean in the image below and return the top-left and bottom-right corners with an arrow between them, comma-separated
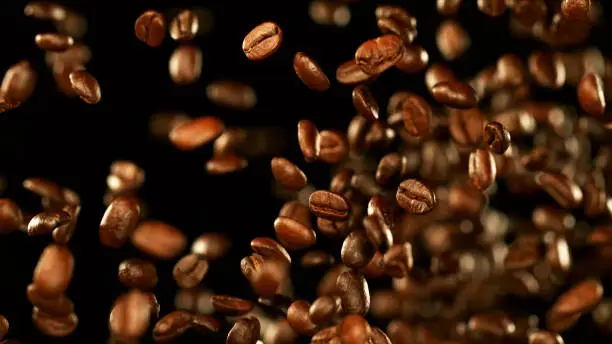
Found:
301,250 -> 334,268
383,243 -> 413,278
375,153 -> 408,185
251,237 -> 292,264
376,18 -> 417,44
227,317 -> 260,344
298,119 -> 320,162
337,270 -> 370,315
274,216 -> 316,250
469,148 -> 497,192
336,60 -> 376,85
293,52 -> 330,92
173,254 -> 209,289
191,314 -> 221,334
242,22 -> 282,61
396,45 -> 429,73
352,85 -> 379,121
426,63 -> 456,92
211,295 -> 254,316
279,201 -> 312,227
319,130 -> 349,164
483,121 -> 511,154
309,296 -> 341,325
1,60 -> 37,104
33,244 -> 74,298
152,310 -> 193,343
355,35 -> 404,75
168,45 -> 202,85
271,158 -> 307,191
309,190 -> 350,221
32,307 -> 77,337
535,172 -> 583,208
528,51 -> 566,89
0,199 -> 23,234
191,233 -> 231,260
449,108 -> 485,147
287,300 -> 318,335
169,9 -> 199,41
68,69 -> 101,104
363,215 -> 393,253
131,220 -> 187,260
100,195 -> 141,248
432,81 -> 478,109
396,179 -> 436,214
27,284 -> 74,317
240,254 -> 264,280
578,73 -> 606,116
561,0 -> 591,20
27,210 -> 70,236
206,155 -> 248,175
341,230 -> 376,268
134,10 -> 166,47
118,258 -> 158,289
401,94 -> 432,137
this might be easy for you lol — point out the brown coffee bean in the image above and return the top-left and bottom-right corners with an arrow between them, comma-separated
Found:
396,179 -> 436,214
535,172 -> 583,208
301,250 -> 334,269
152,310 -> 193,343
27,284 -> 74,317
383,243 -> 413,278
206,155 -> 248,175
396,45 -> 429,74
279,201 -> 312,227
227,317 -> 261,344
469,148 -> 497,192
352,85 -> 379,121
583,169 -> 607,217
298,119 -> 321,162
0,315 -> 7,340
109,290 -> 152,340
206,80 -> 257,110
436,20 -> 470,61
341,230 -> 375,268
213,128 -> 247,156
437,0 -> 463,15
173,254 -> 209,289
108,160 -> 145,193
264,319 -> 298,344
68,69 -> 101,104
100,195 -> 141,248
336,60 -> 376,85
271,158 -> 307,191
35,33 -> 73,52
274,216 -> 317,250
309,1 -> 351,27
309,190 -> 350,221
251,237 -> 292,264
293,52 -> 330,92
319,130 -> 348,164
169,116 -> 224,151
528,330 -> 564,344
532,206 -> 575,233
242,22 -> 282,61
375,5 -> 417,34
340,314 -> 371,344
375,153 -> 408,185
250,259 -> 288,298
547,279 -> 603,331
370,327 -> 392,344
170,9 -> 199,41
528,51 -> 566,89
191,314 -> 221,334
27,210 -> 71,236
32,307 -> 77,337
337,270 -> 370,315
561,0 -> 591,20
131,220 -> 187,260
24,2 -> 67,20
287,300 -> 318,335
309,296 -> 341,325
448,108 -> 485,147
240,254 -> 264,280
134,11 -> 166,47
355,35 -> 404,75
0,199 -> 23,234
1,60 -> 37,104
169,45 -> 202,85
467,313 -> 515,341
211,295 -> 254,316
578,73 -> 606,116
425,63 -> 456,92
483,121 -> 511,154
363,218 -> 393,254
118,258 -> 158,289
33,244 -> 74,298
401,94 -> 432,137
191,233 -> 231,260
431,81 -> 478,109
478,0 -> 507,16
23,177 -> 65,204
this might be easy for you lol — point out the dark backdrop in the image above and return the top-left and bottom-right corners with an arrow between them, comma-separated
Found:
0,0 -> 610,343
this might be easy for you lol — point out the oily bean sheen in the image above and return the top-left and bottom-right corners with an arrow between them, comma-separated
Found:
319,130 -> 348,164
401,94 -> 432,137
118,258 -> 158,289
271,157 -> 308,191
242,22 -> 282,61
309,296 -> 340,325
27,284 -> 74,317
309,190 -> 350,221
469,148 -> 497,192
33,244 -> 74,298
298,119 -> 320,162
169,116 -> 224,151
211,295 -> 254,316
109,290 -> 151,340
227,317 -> 261,344
1,60 -> 37,103
396,179 -> 436,214
396,45 -> 429,74
535,172 -> 583,209
191,232 -> 231,260
551,279 -> 603,316
355,35 -> 404,75
152,310 -> 193,342
287,300 -> 318,335
206,80 -> 257,110
431,81 -> 478,109
35,33 -> 74,52
169,9 -> 199,42
251,237 -> 292,264
337,270 -> 370,315
68,70 -> 101,104
134,11 -> 166,47
449,108 -> 485,146
0,199 -> 23,233
341,230 -> 375,268
169,45 -> 202,85
425,63 -> 456,91
32,307 -> 77,337
352,85 -> 379,121
99,195 -> 141,248
340,314 -> 371,344
370,327 -> 392,344
274,216 -> 316,250
173,254 -> 209,289
483,121 -> 511,154
375,152 -> 408,185
578,73 -> 606,117
336,60 -> 376,85
27,210 -> 71,236
561,0 -> 591,20
293,52 -> 330,92
131,220 -> 187,260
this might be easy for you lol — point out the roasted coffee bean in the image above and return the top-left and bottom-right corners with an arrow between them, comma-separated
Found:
528,330 -> 564,344
271,158 -> 307,191
287,300 -> 318,335
341,230 -> 376,268
301,250 -> 334,268
469,148 -> 497,192
33,244 -> 74,298
206,155 -> 248,175
264,319 -> 298,344
53,9 -> 87,39
352,85 -> 379,121
0,95 -> 20,113
100,195 -> 141,248
191,314 -> 221,334
23,177 -> 65,204
293,52 -> 330,92
375,6 -> 417,35
169,116 -> 224,151
279,201 -> 312,227
496,54 -> 528,87
251,237 -> 292,264
212,127 -> 247,156
27,284 -> 74,317
337,270 -> 370,315
274,216 -> 316,250
467,313 -> 515,342
211,295 -> 254,316
109,290 -> 152,340
400,94 -> 432,137
355,35 -> 404,75
242,22 -> 282,61
532,206 -> 575,233
396,179 -> 436,214
250,259 -> 288,298
478,0 -> 507,16
51,204 -> 79,244
336,60 -> 376,85
131,220 -> 187,260
432,81 -> 478,109
363,216 -> 393,253
528,51 -> 566,89
436,20 -> 470,61
227,317 -> 261,344
298,119 -> 320,162
370,327 -> 392,344
191,233 -> 231,260
134,10 -> 166,47
449,108 -> 485,147
383,243 -> 413,278
68,69 -> 101,104
45,43 -> 91,67
396,45 -> 429,74
1,60 -> 37,104
118,258 -> 158,289
240,254 -> 264,280
319,130 -> 348,164
152,310 -> 193,342
170,9 -> 199,41
24,2 -> 67,20
309,0 -> 351,27
309,296 -> 340,325
0,315 -> 7,340
27,210 -> 71,236
340,314 -> 371,344
546,279 -> 603,332
578,73 -> 606,116
169,45 -> 202,85
375,153 -> 408,185
583,170 -> 607,217
437,0 -> 463,15
173,254 -> 209,289
206,80 -> 257,110
32,307 -> 77,337
0,199 -> 23,234
483,122 -> 511,154
312,326 -> 339,344
35,33 -> 73,52
425,63 -> 456,92
535,172 -> 583,208
309,190 -> 350,221
561,0 -> 591,20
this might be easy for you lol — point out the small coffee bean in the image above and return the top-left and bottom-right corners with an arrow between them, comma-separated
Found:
340,314 -> 371,344
546,279 -> 603,332
341,230 -> 375,268
33,244 -> 74,298
337,270 -> 370,315
401,94 -> 432,137
535,172 -> 583,208
431,81 -> 478,109
528,330 -> 564,344
396,45 -> 429,74
375,6 -> 417,33
355,35 -> 404,75
1,60 -> 37,104
24,2 -> 67,20
0,199 -> 23,234
242,22 -> 282,61
301,250 -> 334,269
211,295 -> 254,316
478,0 -> 507,16
448,108 -> 485,147
68,69 -> 101,104
309,296 -> 341,326
100,195 -> 141,248
134,11 -> 166,47
396,179 -> 436,214
35,33 -> 74,52
578,73 -> 605,116
27,284 -> 74,317
274,216 -> 316,250
467,313 -> 515,341
293,52 -> 330,92
469,148 -> 497,192
279,201 -> 312,227
352,85 -> 379,121
336,60 -> 376,85
528,51 -> 566,89
375,153 -> 408,185
118,258 -> 158,289
376,18 -> 417,44
250,259 -> 288,298
27,210 -> 71,236
227,317 -> 261,344
319,130 -> 348,164
287,300 -> 318,335
271,158 -> 307,191
108,160 -> 145,193
561,0 -> 591,20
425,63 -> 456,92
191,232 -> 231,260
483,121 -> 511,154
298,119 -> 321,162
309,190 -> 350,221
169,116 -> 224,151
0,315 -> 7,340
191,314 -> 221,334
131,220 -> 187,260
206,80 -> 257,110
206,155 -> 248,175
109,290 -> 152,340
32,307 -> 77,337
251,237 -> 292,264
168,45 -> 203,85
383,243 -> 413,278
173,254 -> 209,289
169,9 -> 199,41
152,310 -> 193,343
437,0 -> 463,15
436,20 -> 470,61
240,254 -> 264,280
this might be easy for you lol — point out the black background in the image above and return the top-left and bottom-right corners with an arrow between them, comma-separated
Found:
0,0 -> 610,343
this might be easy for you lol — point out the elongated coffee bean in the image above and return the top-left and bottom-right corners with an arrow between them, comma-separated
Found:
535,172 -> 583,208
293,52 -> 330,92
35,33 -> 74,52
242,22 -> 282,61
578,73 -> 605,116
355,35 -> 404,75
396,179 -> 436,214
271,158 -> 307,191
109,290 -> 152,340
170,116 -> 224,151
100,195 -> 141,248
211,295 -> 254,316
341,230 -> 375,268
0,199 -> 23,234
152,310 -> 193,342
401,94 -> 432,137
173,254 -> 209,289
131,220 -> 187,260
298,120 -> 320,162
469,148 -> 497,192
336,270 -> 370,315
1,60 -> 37,103
134,10 -> 166,47
227,317 -> 260,344
274,216 -> 316,250
33,244 -> 74,297
69,70 -> 101,104
431,81 -> 478,109
336,60 -> 375,85
309,190 -> 350,221
169,9 -> 199,42
118,258 -> 158,289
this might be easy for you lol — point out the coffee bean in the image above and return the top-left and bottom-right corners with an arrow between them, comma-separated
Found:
293,52 -> 330,92
240,254 -> 264,280
363,217 -> 393,253
301,250 -> 334,269
528,330 -> 564,344
375,6 -> 417,32
211,295 -> 254,316
109,290 -> 152,340
478,0 -> 507,16
319,130 -> 349,164
383,243 -> 413,278
400,94 -> 432,137
173,254 -> 209,289
396,45 -> 429,74
352,85 -> 379,121
1,60 -> 37,104
437,0 -> 463,15
27,284 -> 74,317
309,190 -> 350,221
340,314 -> 371,344
271,157 -> 307,191
341,230 -> 375,268
309,296 -> 340,326
469,148 -> 497,192
448,108 -> 485,147
264,319 -> 298,344
33,244 -> 74,298
242,22 -> 282,61
191,233 -> 231,260
100,195 -> 141,248
467,313 -> 515,341
23,177 -> 65,204
24,2 -> 67,20
170,9 -> 199,41
355,35 -> 404,75
287,300 -> 318,335
118,258 -> 158,289
227,317 -> 261,344
68,69 -> 101,104
131,220 -> 187,260
32,307 -> 77,337
279,201 -> 312,227
251,237 -> 292,264
274,216 -> 317,250
583,169 -> 607,217
250,259 -> 288,298
561,0 -> 591,20
532,206 -> 575,233
578,73 -> 606,116
206,80 -> 257,110
528,51 -> 566,89
375,153 -> 408,185
191,314 -> 221,334
337,270 -> 370,315
0,95 -> 20,113
376,18 -> 417,44
0,199 -> 23,234
309,1 -> 351,27
436,20 -> 470,61
431,81 -> 478,109
483,121 -> 511,154
425,63 -> 456,92
206,155 -> 248,175
134,10 -> 166,47
336,60 -> 376,85
546,279 -> 603,332
496,54 -> 528,87
396,179 -> 436,214
152,310 -> 193,342
0,316 -> 7,340
107,160 -> 145,194
169,116 -> 224,151
370,327 -> 392,344
168,45 -> 203,85
535,172 -> 583,208
35,33 -> 74,52
298,119 -> 321,162
27,210 -> 71,236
